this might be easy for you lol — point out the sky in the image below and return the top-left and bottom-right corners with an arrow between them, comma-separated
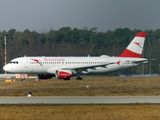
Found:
0,0 -> 160,32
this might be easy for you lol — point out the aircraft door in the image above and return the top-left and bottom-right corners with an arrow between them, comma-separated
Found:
61,61 -> 68,66
24,58 -> 29,68
65,61 -> 68,66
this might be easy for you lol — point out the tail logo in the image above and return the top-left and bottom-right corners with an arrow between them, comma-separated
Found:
31,59 -> 43,66
134,42 -> 142,48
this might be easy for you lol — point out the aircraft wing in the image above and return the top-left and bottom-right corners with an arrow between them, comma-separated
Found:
60,62 -> 116,71
47,62 -> 116,74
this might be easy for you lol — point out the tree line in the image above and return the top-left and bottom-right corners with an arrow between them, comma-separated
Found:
0,27 -> 159,75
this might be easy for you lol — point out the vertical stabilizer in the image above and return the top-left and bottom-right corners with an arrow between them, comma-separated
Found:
118,32 -> 146,58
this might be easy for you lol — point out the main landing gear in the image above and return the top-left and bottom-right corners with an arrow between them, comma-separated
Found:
75,70 -> 83,80
76,76 -> 83,80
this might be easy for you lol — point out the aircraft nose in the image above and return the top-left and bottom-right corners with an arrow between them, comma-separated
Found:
3,65 -> 9,72
3,64 -> 19,73
3,64 -> 14,72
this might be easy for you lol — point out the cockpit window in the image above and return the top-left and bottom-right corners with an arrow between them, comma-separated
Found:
9,61 -> 18,64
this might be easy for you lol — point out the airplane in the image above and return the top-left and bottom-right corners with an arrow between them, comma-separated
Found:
3,32 -> 148,80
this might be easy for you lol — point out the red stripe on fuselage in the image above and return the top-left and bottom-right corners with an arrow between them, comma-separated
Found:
118,49 -> 141,58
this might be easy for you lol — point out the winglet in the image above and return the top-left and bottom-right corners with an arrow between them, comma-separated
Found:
118,32 -> 146,58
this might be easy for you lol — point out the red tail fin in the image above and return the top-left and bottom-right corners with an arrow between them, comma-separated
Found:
118,32 -> 146,58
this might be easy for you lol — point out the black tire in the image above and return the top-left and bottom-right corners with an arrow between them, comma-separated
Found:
76,77 -> 83,80
63,78 -> 70,80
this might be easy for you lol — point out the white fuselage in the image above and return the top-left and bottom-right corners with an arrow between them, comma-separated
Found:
3,56 -> 148,75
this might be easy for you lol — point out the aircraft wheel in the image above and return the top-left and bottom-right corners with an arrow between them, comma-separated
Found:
76,77 -> 83,80
63,78 -> 70,80
21,79 -> 26,81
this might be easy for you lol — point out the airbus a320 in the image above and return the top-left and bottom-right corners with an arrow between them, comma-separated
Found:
3,32 -> 148,80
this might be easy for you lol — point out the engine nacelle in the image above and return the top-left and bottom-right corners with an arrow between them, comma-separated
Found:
55,70 -> 72,79
38,74 -> 54,79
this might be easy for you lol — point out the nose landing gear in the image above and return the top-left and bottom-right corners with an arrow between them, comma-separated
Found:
21,74 -> 26,81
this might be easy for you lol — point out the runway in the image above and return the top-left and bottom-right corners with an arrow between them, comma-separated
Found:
0,96 -> 160,105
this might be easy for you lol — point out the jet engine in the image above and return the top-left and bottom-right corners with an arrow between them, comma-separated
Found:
55,70 -> 72,79
38,74 -> 54,79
